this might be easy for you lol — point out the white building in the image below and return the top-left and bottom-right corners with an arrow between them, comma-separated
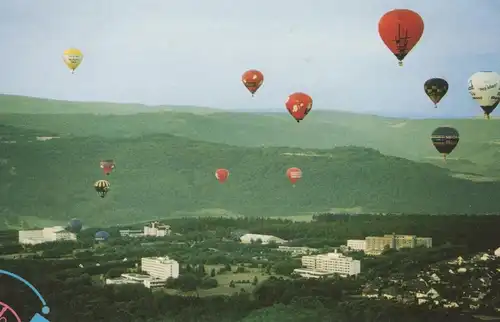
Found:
19,226 -> 77,245
240,233 -> 287,245
495,247 -> 500,257
298,250 -> 361,277
105,273 -> 167,289
144,222 -> 171,237
141,256 -> 179,280
347,239 -> 366,251
119,229 -> 144,238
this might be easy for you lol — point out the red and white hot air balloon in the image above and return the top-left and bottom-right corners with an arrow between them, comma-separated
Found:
286,167 -> 302,186
215,168 -> 229,183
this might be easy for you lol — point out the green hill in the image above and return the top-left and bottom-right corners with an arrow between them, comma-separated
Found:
1,124 -> 499,229
1,95 -> 500,178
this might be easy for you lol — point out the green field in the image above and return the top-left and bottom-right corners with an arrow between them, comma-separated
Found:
2,95 -> 500,228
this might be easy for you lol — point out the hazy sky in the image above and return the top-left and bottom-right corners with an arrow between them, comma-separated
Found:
0,0 -> 499,117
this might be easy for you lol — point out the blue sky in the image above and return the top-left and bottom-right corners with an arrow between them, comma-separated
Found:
0,0 -> 499,118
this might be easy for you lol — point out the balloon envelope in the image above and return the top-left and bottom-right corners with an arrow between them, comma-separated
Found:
63,48 -> 83,72
378,9 -> 424,65
215,169 -> 229,183
68,218 -> 83,233
94,180 -> 110,198
424,78 -> 448,106
468,71 -> 500,118
286,167 -> 302,184
431,127 -> 459,156
100,160 -> 115,175
285,93 -> 313,123
95,231 -> 110,241
242,70 -> 264,95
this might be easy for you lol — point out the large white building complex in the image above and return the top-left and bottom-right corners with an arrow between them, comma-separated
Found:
18,226 -> 77,245
240,233 -> 287,245
294,250 -> 361,278
106,256 -> 180,289
119,222 -> 171,238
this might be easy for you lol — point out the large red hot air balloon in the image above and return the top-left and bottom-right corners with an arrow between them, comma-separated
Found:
285,93 -> 312,123
242,70 -> 264,97
215,168 -> 229,183
378,9 -> 424,66
286,167 -> 302,185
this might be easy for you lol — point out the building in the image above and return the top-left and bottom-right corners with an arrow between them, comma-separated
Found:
144,221 -> 171,237
292,268 -> 336,279
18,226 -> 77,245
240,233 -> 287,245
105,273 -> 167,289
119,229 -> 144,238
297,250 -> 361,277
141,256 -> 179,280
365,233 -> 432,254
347,239 -> 366,251
276,246 -> 319,256
495,247 -> 500,257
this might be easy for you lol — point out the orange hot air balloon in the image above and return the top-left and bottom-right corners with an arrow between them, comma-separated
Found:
378,9 -> 424,66
286,167 -> 302,185
285,92 -> 312,123
215,168 -> 229,183
242,70 -> 264,96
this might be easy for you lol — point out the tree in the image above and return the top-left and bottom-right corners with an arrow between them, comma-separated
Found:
210,268 -> 216,277
106,268 -> 125,279
252,276 -> 259,285
200,278 -> 218,289
224,263 -> 232,271
229,280 -> 235,288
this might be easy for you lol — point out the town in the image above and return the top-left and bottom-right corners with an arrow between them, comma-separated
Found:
0,214 -> 499,321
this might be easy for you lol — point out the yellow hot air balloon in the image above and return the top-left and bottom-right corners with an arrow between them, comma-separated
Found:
62,48 -> 83,74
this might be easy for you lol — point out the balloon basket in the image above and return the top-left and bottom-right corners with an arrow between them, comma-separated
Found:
398,61 -> 403,67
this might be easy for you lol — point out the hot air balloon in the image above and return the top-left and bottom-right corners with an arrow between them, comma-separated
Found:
286,167 -> 302,186
94,180 -> 110,198
378,9 -> 424,66
468,71 -> 500,119
215,168 -> 229,183
67,218 -> 83,233
424,78 -> 448,108
63,48 -> 84,74
431,127 -> 459,161
95,231 -> 110,241
242,70 -> 264,97
285,93 -> 313,123
100,160 -> 115,176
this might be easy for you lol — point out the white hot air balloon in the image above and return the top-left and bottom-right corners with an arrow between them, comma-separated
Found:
468,71 -> 500,119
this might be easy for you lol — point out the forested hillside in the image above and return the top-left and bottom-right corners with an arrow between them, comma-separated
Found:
1,124 -> 499,228
1,95 -> 500,177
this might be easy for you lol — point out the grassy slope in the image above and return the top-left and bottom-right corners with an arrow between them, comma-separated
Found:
1,124 -> 500,229
1,95 -> 499,178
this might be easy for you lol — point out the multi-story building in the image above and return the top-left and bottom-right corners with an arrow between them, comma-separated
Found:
347,239 -> 366,251
364,233 -> 432,254
18,226 -> 77,245
240,233 -> 287,245
144,222 -> 171,237
141,256 -> 179,280
105,273 -> 167,289
297,250 -> 361,277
